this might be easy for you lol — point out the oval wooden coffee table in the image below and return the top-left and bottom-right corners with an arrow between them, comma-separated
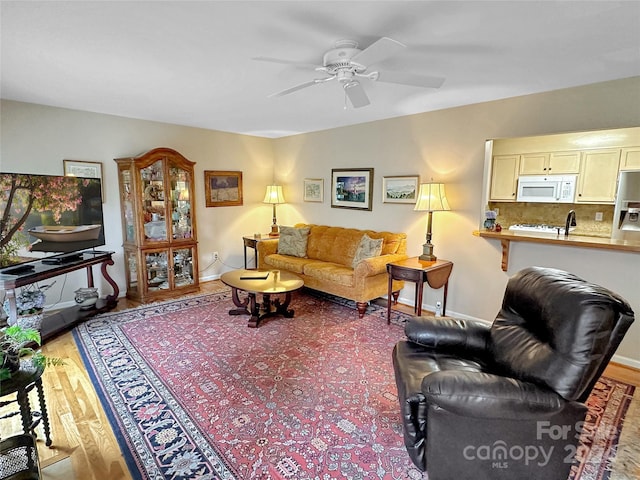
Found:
220,269 -> 304,327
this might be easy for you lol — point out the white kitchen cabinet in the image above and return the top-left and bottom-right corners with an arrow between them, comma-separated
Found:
518,153 -> 550,175
620,146 -> 640,171
576,149 -> 621,204
490,155 -> 519,201
519,151 -> 580,175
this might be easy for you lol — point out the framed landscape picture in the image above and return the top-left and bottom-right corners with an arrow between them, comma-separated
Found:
204,170 -> 243,207
382,175 -> 419,204
331,168 -> 374,211
303,178 -> 324,202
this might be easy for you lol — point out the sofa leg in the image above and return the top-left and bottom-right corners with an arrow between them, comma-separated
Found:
392,291 -> 400,305
356,302 -> 367,318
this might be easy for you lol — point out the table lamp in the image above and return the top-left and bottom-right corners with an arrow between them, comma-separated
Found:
414,182 -> 450,261
263,185 -> 285,236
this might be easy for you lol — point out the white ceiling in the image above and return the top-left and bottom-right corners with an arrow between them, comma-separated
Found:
2,1 -> 639,138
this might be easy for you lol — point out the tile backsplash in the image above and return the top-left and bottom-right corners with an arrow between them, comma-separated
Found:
487,202 -> 614,238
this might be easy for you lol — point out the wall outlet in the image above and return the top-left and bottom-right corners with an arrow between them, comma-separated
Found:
595,212 -> 603,222
212,251 -> 219,262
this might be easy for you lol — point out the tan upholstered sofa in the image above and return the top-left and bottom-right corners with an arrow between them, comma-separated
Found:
257,224 -> 408,317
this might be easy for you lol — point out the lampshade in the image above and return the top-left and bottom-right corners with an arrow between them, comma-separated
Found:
263,185 -> 285,204
414,183 -> 450,212
264,185 -> 285,237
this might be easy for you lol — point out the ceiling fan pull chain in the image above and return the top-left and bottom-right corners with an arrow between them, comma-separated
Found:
344,90 -> 347,110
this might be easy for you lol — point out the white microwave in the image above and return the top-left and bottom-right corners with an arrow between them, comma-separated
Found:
516,175 -> 577,203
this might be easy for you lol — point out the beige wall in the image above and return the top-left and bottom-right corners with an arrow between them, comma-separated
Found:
2,76 -> 639,365
271,77 -> 640,366
0,100 -> 276,295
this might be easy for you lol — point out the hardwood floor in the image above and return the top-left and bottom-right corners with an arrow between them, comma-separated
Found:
2,282 -> 638,479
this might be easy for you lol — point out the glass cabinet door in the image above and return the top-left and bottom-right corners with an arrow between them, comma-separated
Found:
172,247 -> 194,287
145,250 -> 169,292
126,250 -> 139,296
169,165 -> 193,240
141,160 -> 167,242
120,168 -> 136,243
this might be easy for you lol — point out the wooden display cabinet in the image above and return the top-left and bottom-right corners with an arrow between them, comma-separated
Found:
115,147 -> 199,302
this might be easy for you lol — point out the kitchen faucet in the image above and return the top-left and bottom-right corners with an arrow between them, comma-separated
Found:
565,210 -> 576,237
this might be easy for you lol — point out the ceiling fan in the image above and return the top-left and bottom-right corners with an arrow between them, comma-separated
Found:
253,37 -> 445,108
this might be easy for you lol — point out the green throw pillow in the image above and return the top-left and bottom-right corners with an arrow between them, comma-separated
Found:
277,226 -> 311,258
352,233 -> 383,268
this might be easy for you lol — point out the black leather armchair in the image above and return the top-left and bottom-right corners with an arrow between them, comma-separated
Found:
392,267 -> 634,480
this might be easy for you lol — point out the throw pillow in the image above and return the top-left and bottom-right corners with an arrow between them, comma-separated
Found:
277,226 -> 311,258
352,233 -> 383,268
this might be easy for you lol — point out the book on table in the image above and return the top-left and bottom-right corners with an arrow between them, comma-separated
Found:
239,272 -> 270,280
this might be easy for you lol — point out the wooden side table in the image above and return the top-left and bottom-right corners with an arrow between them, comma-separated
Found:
0,361 -> 52,447
242,235 -> 270,269
386,257 -> 454,324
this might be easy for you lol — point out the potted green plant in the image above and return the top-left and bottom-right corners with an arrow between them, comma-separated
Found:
0,324 -> 64,381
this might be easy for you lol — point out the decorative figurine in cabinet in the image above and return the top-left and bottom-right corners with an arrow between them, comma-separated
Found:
115,147 -> 199,302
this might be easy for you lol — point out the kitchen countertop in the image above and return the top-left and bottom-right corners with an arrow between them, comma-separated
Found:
474,229 -> 640,270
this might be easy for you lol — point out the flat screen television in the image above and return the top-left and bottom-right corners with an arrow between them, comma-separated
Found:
0,172 -> 105,272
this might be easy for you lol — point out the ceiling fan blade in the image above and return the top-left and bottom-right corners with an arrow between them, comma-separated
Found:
269,77 -> 334,98
252,56 -> 321,70
344,81 -> 370,108
351,37 -> 406,67
374,71 -> 445,89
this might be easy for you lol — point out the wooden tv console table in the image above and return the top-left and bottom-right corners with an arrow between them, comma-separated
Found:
0,250 -> 119,341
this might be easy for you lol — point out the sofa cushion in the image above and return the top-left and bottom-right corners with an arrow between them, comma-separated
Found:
352,233 -> 383,268
277,226 -> 310,258
371,232 -> 404,255
303,262 -> 355,287
263,254 -> 311,274
304,225 -> 363,267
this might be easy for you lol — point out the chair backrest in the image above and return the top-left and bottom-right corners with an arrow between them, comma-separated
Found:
490,266 -> 634,402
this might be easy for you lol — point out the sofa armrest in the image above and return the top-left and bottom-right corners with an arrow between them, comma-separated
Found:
405,316 -> 491,357
354,253 -> 408,277
256,238 -> 279,269
421,370 -> 568,419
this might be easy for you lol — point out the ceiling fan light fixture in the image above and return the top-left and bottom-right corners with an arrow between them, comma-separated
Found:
344,81 -> 370,108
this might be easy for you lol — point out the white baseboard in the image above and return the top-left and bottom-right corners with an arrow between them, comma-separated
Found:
611,355 -> 640,370
200,274 -> 221,282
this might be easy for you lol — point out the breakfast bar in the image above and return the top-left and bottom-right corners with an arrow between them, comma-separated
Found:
475,230 -> 640,271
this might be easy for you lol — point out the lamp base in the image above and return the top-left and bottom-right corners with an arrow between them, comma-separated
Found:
269,224 -> 280,237
419,242 -> 436,262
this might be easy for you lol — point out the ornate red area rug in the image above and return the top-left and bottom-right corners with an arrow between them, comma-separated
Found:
73,290 -> 636,480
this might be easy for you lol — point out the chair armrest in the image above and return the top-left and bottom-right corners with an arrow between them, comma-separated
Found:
421,370 -> 567,419
354,254 -> 408,277
256,238 -> 279,269
405,316 -> 491,357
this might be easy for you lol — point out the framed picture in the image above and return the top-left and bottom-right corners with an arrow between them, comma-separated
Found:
303,178 -> 324,202
204,170 -> 243,207
64,160 -> 104,202
331,168 -> 374,211
382,175 -> 419,204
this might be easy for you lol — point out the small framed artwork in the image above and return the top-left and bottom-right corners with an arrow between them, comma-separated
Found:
303,178 -> 324,202
204,170 -> 243,207
331,168 -> 374,211
382,175 -> 419,204
64,160 -> 104,202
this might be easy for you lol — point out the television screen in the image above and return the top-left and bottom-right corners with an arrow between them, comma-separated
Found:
0,172 -> 105,269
